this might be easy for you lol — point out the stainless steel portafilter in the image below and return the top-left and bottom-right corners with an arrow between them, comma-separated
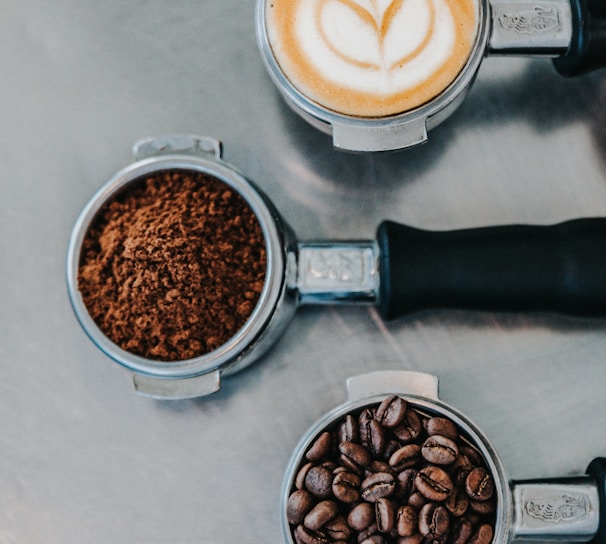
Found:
256,0 -> 606,152
67,135 -> 606,400
281,370 -> 606,544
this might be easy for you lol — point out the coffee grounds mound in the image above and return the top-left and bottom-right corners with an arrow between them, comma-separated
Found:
78,169 -> 267,361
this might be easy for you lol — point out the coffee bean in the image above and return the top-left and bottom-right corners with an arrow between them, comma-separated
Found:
348,502 -> 375,531
361,472 -> 396,502
396,505 -> 417,537
359,535 -> 385,544
305,465 -> 333,499
452,519 -> 474,544
376,395 -> 408,428
422,435 -> 459,465
304,500 -> 339,531
369,419 -> 387,457
469,498 -> 496,515
465,467 -> 494,501
395,468 -> 417,500
389,444 -> 421,472
415,466 -> 454,501
359,409 -> 376,446
338,414 -> 359,443
339,441 -> 372,473
408,491 -> 428,510
397,533 -> 424,544
295,462 -> 313,490
393,409 -> 422,443
287,489 -> 315,524
324,515 -> 352,541
332,470 -> 361,503
294,524 -> 331,544
418,503 -> 450,540
445,487 -> 469,517
306,431 -> 332,462
426,417 -> 459,441
375,497 -> 396,532
468,523 -> 494,544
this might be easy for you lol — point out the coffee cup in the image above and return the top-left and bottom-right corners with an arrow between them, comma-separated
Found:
256,0 -> 606,151
282,370 -> 606,544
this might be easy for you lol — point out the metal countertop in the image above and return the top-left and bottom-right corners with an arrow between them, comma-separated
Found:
1,2 -> 606,543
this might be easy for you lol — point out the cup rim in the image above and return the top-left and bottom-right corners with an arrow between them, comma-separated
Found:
281,392 -> 512,544
255,0 -> 490,132
66,153 -> 287,380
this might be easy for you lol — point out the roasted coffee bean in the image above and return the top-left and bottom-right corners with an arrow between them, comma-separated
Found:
361,472 -> 396,502
452,519 -> 474,544
396,505 -> 417,537
304,500 -> 339,531
375,497 -> 396,532
368,419 -> 387,457
383,439 -> 402,462
397,533 -> 424,544
415,466 -> 454,501
305,465 -> 333,498
468,523 -> 494,544
340,441 -> 372,473
360,535 -> 385,544
366,460 -> 392,476
408,491 -> 428,510
338,414 -> 359,443
422,435 -> 459,465
469,498 -> 496,515
295,462 -> 314,490
376,395 -> 408,428
306,431 -> 332,462
426,417 -> 459,441
389,444 -> 421,472
359,409 -> 376,445
418,503 -> 450,540
445,487 -> 469,517
348,502 -> 375,531
393,409 -> 422,443
357,524 -> 380,543
325,515 -> 352,540
294,524 -> 331,544
287,489 -> 316,524
465,467 -> 494,501
332,470 -> 361,503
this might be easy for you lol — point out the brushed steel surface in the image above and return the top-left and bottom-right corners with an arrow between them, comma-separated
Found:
1,1 -> 606,543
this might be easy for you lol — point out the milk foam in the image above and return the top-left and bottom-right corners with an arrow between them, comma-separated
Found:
266,0 -> 478,117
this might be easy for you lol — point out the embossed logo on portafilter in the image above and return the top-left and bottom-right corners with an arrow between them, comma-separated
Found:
266,0 -> 479,117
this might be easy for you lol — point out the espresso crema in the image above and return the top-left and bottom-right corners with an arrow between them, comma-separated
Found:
265,0 -> 479,117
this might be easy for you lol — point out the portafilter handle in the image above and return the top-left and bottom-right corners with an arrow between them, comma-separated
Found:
376,218 -> 606,320
554,0 -> 606,75
509,458 -> 606,543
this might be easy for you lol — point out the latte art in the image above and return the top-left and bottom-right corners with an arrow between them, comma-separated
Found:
266,0 -> 478,117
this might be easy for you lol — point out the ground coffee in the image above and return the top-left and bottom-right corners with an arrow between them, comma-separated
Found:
287,396 -> 497,544
78,169 -> 267,361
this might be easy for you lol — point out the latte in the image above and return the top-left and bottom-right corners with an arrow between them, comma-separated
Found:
265,0 -> 479,118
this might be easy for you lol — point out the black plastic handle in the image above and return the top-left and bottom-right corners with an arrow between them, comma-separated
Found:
587,458 -> 606,544
554,0 -> 606,75
376,218 -> 606,320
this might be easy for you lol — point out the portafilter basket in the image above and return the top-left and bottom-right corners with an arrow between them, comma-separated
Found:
256,0 -> 606,152
67,135 -> 606,400
282,370 -> 606,544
